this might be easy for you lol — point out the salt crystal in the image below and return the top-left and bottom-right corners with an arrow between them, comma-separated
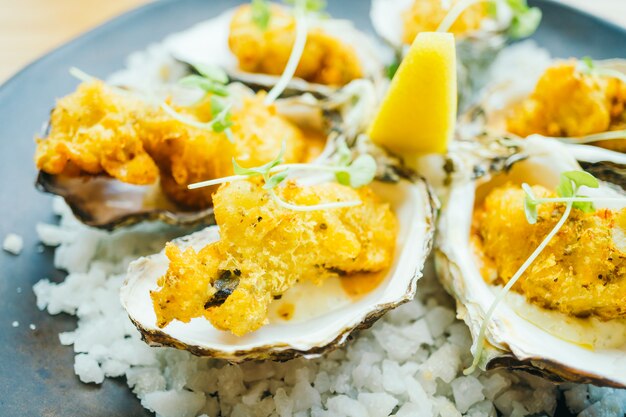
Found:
579,393 -> 626,417
326,395 -> 368,417
425,306 -> 456,339
564,384 -> 590,414
479,372 -> 511,401
357,392 -> 398,417
11,321 -> 19,328
274,388 -> 294,417
382,359 -> 405,395
292,379 -> 322,412
3,233 -> 23,255
395,402 -> 433,417
434,396 -> 462,417
36,223 -> 67,246
141,390 -> 205,417
126,367 -> 166,395
29,324 -> 36,330
406,375 -> 432,408
451,376 -> 485,413
421,343 -> 461,383
74,354 -> 104,384
466,400 -> 496,417
314,371 -> 331,393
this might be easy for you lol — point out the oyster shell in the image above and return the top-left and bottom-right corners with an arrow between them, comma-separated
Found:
120,176 -> 436,361
164,7 -> 387,96
436,137 -> 626,387
462,59 -> 626,150
35,78 -> 378,231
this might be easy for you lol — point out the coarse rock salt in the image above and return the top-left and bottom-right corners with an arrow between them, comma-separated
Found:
451,375 -> 485,413
3,233 -> 24,255
141,390 -> 205,417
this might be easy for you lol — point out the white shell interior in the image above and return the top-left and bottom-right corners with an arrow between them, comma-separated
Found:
121,179 -> 433,359
439,137 -> 626,385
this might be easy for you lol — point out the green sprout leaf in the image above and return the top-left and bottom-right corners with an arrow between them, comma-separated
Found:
385,59 -> 401,80
263,171 -> 288,190
251,0 -> 272,30
556,175 -> 574,198
562,170 -> 600,189
192,63 -> 228,84
285,0 -> 326,13
581,56 -> 595,73
521,183 -> 538,224
573,198 -> 595,213
502,0 -> 542,40
507,5 -> 542,39
233,141 -> 286,176
346,155 -> 377,188
335,141 -> 352,167
180,74 -> 229,96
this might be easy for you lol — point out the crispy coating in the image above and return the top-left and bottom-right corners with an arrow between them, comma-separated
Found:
35,82 -> 308,209
506,62 -> 626,150
473,184 -> 626,320
151,178 -> 397,336
141,92 -> 307,209
228,4 -> 364,86
35,81 -> 159,185
402,0 -> 487,44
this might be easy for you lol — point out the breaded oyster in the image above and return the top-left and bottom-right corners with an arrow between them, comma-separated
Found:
151,177 -> 397,336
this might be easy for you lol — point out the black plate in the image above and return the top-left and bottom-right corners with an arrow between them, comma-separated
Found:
0,1 -> 624,416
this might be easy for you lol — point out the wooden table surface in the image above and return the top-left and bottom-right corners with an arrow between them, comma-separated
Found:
1,0 -> 625,83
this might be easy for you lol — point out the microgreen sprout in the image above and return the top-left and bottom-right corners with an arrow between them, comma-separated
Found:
264,0 -> 311,105
385,57 -> 401,80
437,0 -> 541,40
251,0 -> 272,30
188,141 -> 377,212
69,67 -> 97,83
165,63 -> 235,141
464,170 -> 622,375
284,0 -> 326,13
577,56 -> 626,85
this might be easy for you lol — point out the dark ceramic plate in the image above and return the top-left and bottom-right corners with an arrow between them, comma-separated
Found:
0,1 -> 624,416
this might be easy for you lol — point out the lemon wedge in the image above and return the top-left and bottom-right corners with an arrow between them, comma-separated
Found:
368,32 -> 457,155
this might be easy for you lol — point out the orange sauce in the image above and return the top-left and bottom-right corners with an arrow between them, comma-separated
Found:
340,269 -> 388,299
276,302 -> 295,321
302,127 -> 328,162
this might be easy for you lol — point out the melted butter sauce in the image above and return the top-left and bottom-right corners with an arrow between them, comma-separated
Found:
276,302 -> 295,321
340,269 -> 388,299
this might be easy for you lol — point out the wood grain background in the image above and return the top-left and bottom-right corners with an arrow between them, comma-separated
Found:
0,0 -> 624,83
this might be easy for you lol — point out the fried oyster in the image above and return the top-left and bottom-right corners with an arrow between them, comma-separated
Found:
401,0 -> 488,44
35,81 -> 308,209
228,3 -> 364,86
151,178 -> 397,336
473,183 -> 626,320
506,61 -> 626,144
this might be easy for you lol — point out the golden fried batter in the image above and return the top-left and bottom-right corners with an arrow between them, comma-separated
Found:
141,92 -> 307,209
473,184 -> 626,320
402,0 -> 488,44
228,4 -> 364,86
152,178 -> 397,336
506,62 -> 626,150
35,81 -> 159,185
35,82 -> 308,209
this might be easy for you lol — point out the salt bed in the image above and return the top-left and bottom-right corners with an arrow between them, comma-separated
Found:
32,197 -> 626,417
